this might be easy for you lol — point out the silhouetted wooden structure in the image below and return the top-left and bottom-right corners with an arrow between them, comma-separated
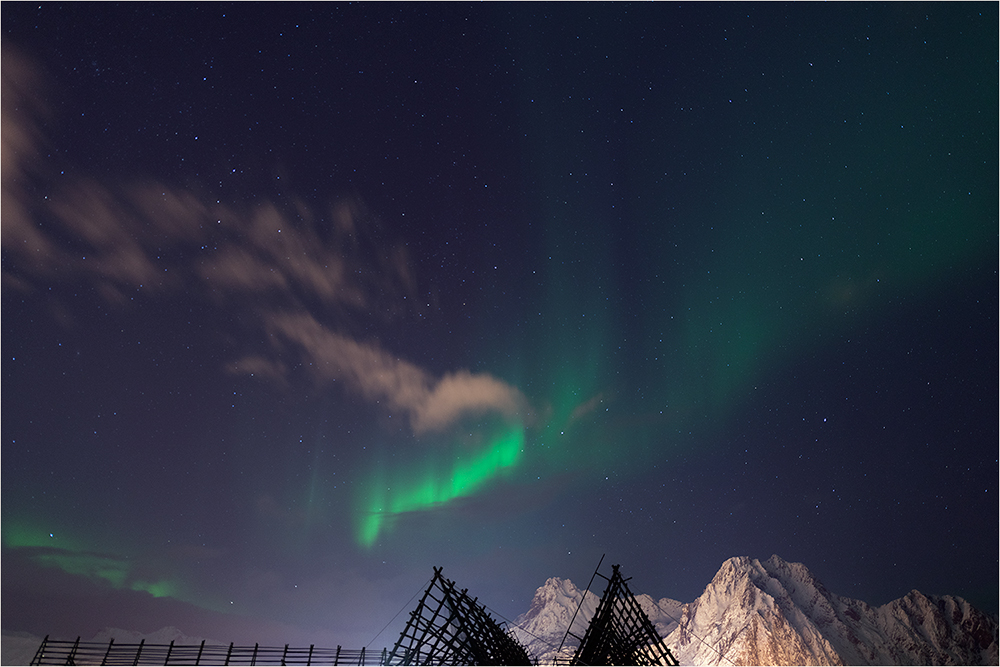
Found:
30,636 -> 388,665
385,566 -> 534,665
566,564 -> 679,666
30,563 -> 679,665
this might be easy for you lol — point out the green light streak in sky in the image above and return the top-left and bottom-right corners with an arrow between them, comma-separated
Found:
33,553 -> 130,588
357,425 -> 525,547
663,203 -> 996,420
2,521 -> 87,552
131,579 -> 178,598
355,67 -> 995,542
3,519 -> 183,602
500,21 -> 997,487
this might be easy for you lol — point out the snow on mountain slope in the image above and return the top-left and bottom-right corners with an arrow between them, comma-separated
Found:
512,555 -> 998,666
6,558 -> 994,666
509,577 -> 598,663
666,555 -> 998,666
864,590 -> 999,666
2,629 -> 46,665
510,575 -> 684,664
666,555 -> 847,665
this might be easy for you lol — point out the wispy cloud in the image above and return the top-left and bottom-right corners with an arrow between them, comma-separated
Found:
2,48 -> 58,266
2,47 -> 529,435
568,392 -> 606,423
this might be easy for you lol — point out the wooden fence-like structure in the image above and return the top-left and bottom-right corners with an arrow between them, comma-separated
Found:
30,637 -> 388,665
28,566 -> 534,665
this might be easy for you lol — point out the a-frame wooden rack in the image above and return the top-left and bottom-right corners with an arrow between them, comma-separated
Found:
385,566 -> 534,665
564,563 -> 679,666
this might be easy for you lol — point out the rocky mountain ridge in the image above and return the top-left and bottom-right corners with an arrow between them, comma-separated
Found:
6,557 -> 995,666
511,554 -> 998,665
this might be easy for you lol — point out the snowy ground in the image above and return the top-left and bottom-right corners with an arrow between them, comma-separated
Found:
2,630 -> 44,665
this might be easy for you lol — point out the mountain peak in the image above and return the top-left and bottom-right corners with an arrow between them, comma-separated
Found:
512,556 -> 997,666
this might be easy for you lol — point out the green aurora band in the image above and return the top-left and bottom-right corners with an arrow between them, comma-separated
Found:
356,425 -> 525,547
4,520 -> 183,601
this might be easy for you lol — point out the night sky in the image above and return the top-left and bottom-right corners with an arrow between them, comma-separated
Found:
3,2 -> 997,651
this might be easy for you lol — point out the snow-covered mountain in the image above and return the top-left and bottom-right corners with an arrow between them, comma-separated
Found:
7,558 -> 995,666
511,554 -> 998,666
508,576 -> 599,663
510,574 -> 685,664
2,629 -> 46,665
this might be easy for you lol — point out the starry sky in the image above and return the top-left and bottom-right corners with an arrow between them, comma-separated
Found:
3,2 -> 997,652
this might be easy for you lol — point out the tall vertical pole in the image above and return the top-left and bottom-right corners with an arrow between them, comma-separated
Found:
558,553 -> 606,655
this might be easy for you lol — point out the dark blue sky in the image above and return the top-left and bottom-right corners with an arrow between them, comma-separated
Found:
3,2 -> 997,650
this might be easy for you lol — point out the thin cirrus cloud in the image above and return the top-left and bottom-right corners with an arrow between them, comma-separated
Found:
1,47 -> 529,436
2,48 -> 58,267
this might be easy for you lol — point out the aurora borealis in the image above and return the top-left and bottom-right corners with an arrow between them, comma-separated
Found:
3,2 -> 997,652
357,424 -> 526,548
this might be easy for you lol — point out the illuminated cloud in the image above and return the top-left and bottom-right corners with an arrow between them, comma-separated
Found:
415,370 -> 528,433
269,312 -> 529,434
